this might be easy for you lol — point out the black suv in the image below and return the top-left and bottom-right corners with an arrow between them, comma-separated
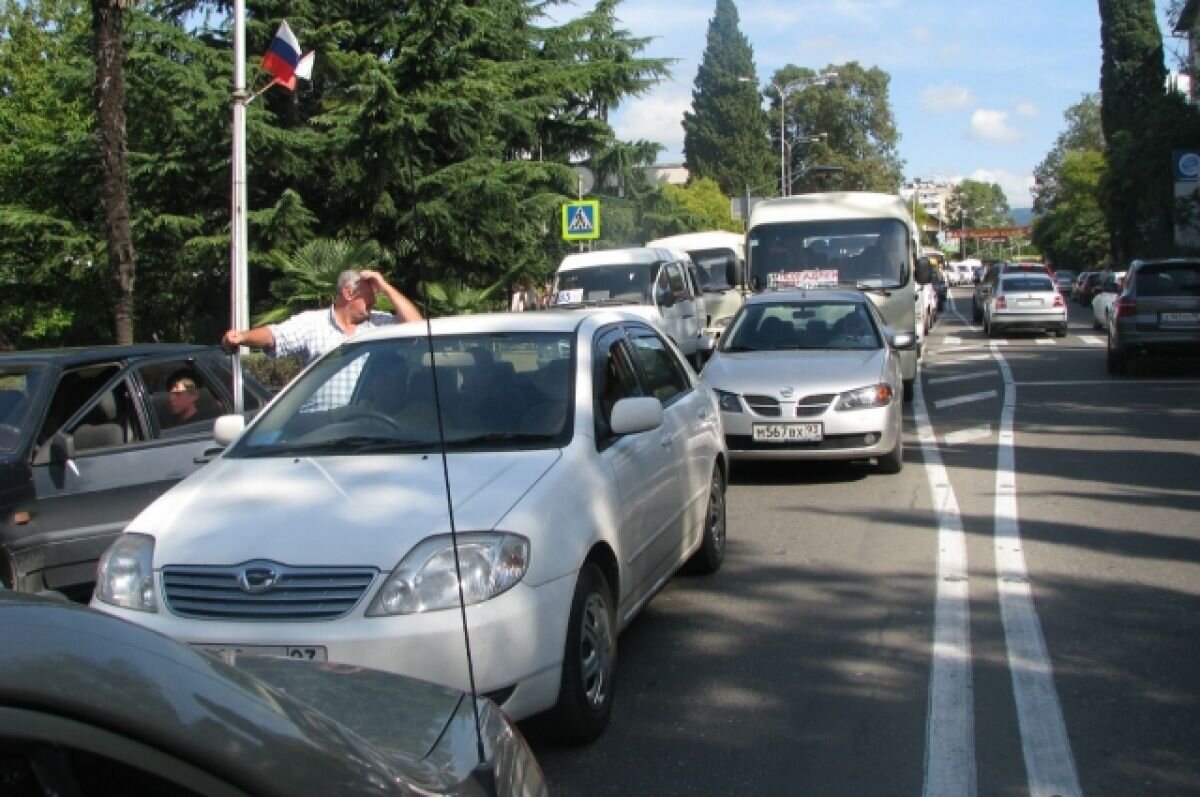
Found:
1107,258 -> 1200,374
0,345 -> 272,601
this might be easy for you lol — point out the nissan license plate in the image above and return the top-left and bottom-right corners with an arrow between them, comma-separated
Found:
752,423 -> 823,442
192,644 -> 327,662
1159,311 -> 1200,326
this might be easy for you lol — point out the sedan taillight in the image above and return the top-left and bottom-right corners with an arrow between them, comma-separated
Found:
1114,297 -> 1137,318
1053,294 -> 1064,308
995,296 -> 1007,309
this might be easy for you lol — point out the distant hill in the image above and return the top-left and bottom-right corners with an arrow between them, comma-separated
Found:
1011,208 -> 1033,227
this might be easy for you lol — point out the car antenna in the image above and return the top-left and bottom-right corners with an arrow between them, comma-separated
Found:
417,272 -> 498,793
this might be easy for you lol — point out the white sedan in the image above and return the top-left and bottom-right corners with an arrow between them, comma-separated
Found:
1091,271 -> 1127,331
701,290 -> 911,473
92,310 -> 728,744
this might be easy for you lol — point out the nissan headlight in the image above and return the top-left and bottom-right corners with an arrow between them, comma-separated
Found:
713,389 -> 743,413
835,384 -> 894,411
95,533 -> 158,611
367,533 -> 530,615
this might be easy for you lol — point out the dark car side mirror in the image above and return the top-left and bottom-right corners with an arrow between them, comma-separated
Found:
915,257 -> 933,285
49,431 -> 75,464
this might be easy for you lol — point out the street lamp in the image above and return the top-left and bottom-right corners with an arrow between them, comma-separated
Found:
743,73 -> 837,197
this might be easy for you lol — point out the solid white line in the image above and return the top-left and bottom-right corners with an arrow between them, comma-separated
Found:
929,372 -> 994,386
934,390 -> 998,409
915,378 -> 977,797
1078,335 -> 1105,346
944,425 -> 992,446
989,342 -> 1082,797
1017,378 -> 1200,387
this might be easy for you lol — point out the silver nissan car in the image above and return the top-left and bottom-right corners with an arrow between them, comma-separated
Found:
700,290 -> 912,473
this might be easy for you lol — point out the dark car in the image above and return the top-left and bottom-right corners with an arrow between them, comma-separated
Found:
1075,271 -> 1106,306
0,590 -> 546,796
932,268 -> 948,311
0,345 -> 273,601
1107,258 -> 1200,374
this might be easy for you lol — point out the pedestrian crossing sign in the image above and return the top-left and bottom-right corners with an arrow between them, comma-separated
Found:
561,200 -> 600,241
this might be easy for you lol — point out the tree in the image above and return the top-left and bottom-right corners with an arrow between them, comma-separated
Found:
641,178 -> 741,239
1031,150 -> 1110,270
781,61 -> 904,194
1097,0 -> 1182,260
252,239 -> 383,326
1032,93 -> 1103,215
681,0 -> 775,197
949,180 -> 1011,260
92,0 -> 138,344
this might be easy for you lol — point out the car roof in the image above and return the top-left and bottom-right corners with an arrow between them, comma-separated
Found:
646,231 -> 744,252
747,191 -> 915,230
558,246 -> 673,270
352,309 -> 651,343
0,343 -> 216,368
1130,257 -> 1200,269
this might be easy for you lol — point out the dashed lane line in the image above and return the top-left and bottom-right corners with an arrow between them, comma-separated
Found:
933,390 -> 999,409
928,372 -> 995,386
943,425 -> 993,446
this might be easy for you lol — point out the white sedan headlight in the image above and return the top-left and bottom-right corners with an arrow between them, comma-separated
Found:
95,533 -> 157,611
834,384 -> 894,411
366,533 -> 530,616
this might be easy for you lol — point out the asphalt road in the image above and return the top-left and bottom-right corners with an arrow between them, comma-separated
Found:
527,287 -> 1200,797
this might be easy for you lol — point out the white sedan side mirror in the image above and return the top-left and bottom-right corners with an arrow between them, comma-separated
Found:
213,414 -> 247,446
609,397 -> 664,435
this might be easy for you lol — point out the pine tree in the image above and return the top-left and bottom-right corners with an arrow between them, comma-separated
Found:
681,0 -> 774,198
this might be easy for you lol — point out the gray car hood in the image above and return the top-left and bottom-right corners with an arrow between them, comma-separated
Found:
703,348 -> 888,396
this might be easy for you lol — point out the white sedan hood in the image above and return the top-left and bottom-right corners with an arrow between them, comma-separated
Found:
703,349 -> 887,396
132,451 -> 561,568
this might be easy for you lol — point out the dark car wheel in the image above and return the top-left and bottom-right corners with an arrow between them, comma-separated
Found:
1055,325 -> 1067,338
972,302 -> 983,323
902,378 -> 915,403
1106,342 -> 1128,375
552,562 -> 616,745
687,464 -> 726,574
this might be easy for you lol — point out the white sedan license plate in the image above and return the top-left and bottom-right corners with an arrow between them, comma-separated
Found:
752,423 -> 823,442
1160,311 -> 1200,326
193,644 -> 327,662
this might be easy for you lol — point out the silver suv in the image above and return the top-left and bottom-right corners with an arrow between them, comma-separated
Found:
1107,258 -> 1200,374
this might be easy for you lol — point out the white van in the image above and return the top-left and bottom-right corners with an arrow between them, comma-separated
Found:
552,247 -> 706,364
646,232 -> 746,342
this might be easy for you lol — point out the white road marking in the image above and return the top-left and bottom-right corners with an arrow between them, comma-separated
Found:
929,372 -> 994,385
1078,335 -> 1104,346
943,335 -> 962,346
934,390 -> 998,409
944,425 -> 992,445
914,378 -> 978,797
988,342 -> 1082,797
1017,378 -> 1200,387
1035,338 -> 1056,346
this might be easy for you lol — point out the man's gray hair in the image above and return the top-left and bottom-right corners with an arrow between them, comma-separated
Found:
336,269 -> 362,295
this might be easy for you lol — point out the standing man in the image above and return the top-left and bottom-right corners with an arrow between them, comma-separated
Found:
221,269 -> 422,365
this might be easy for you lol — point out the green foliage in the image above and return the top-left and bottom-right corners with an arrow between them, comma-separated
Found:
420,279 -> 507,316
253,238 -> 382,325
0,0 -> 671,347
782,61 -> 904,194
681,0 -> 775,196
1032,94 -> 1103,215
1031,150 -> 1111,270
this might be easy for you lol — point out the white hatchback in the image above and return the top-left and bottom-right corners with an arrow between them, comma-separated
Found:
92,310 -> 728,744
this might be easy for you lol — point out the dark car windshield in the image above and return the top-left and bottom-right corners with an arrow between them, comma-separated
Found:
553,263 -> 653,305
229,332 -> 574,457
1135,263 -> 1200,296
0,364 -> 47,452
688,248 -> 738,290
722,300 -> 881,352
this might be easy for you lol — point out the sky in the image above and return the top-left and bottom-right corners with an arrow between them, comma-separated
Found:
559,0 -> 1185,209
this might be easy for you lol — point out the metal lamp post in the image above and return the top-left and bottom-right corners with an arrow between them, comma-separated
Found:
739,73 -> 836,197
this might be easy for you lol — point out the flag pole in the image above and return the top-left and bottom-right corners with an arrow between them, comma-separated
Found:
230,0 -> 249,414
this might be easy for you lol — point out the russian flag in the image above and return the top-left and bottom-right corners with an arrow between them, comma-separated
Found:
261,21 -> 303,90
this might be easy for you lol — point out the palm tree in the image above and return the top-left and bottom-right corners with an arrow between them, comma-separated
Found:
92,0 -> 136,343
253,239 -> 384,325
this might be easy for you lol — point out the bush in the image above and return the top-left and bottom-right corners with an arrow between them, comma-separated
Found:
241,353 -> 303,390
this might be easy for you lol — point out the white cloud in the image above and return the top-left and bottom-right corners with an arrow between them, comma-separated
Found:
910,25 -> 932,43
611,90 -> 692,160
967,109 -> 1023,144
1015,102 -> 1038,118
920,84 -> 975,113
970,168 -> 1036,208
